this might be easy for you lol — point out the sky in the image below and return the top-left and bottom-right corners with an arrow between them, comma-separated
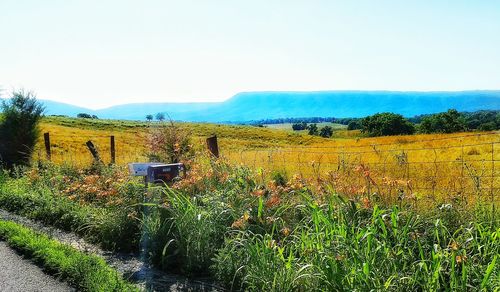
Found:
1,0 -> 500,109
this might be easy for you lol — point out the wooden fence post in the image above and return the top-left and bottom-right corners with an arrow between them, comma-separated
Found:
206,135 -> 219,158
43,132 -> 51,161
110,136 -> 116,164
86,140 -> 102,163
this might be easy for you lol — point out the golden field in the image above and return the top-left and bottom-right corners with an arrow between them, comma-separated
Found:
37,116 -> 499,206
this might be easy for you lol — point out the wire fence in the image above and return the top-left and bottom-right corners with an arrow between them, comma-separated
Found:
36,132 -> 500,206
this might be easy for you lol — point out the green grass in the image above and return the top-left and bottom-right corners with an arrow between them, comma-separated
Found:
1,162 -> 499,291
0,170 -> 141,252
0,220 -> 137,291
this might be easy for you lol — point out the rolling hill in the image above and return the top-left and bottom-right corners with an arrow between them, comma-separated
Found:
40,90 -> 500,122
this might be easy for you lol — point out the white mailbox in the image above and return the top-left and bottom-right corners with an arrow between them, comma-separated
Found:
128,163 -> 164,176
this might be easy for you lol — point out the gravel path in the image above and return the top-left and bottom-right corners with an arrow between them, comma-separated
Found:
0,241 -> 74,292
0,209 -> 223,291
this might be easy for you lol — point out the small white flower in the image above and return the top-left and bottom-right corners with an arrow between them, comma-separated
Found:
197,214 -> 201,221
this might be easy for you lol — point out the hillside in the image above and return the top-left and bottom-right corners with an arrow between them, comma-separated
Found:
41,90 -> 500,122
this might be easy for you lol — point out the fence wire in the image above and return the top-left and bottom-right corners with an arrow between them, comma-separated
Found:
35,132 -> 499,206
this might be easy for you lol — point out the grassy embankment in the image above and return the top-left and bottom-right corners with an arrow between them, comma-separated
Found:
0,220 -> 136,291
0,157 -> 498,290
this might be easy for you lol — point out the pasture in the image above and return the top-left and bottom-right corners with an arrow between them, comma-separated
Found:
37,116 -> 499,207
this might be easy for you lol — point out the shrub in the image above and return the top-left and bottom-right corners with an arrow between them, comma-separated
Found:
0,90 -> 44,169
146,120 -> 193,163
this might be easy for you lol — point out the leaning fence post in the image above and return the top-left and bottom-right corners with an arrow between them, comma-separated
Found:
110,136 -> 116,164
43,132 -> 51,161
206,135 -> 219,158
86,140 -> 102,163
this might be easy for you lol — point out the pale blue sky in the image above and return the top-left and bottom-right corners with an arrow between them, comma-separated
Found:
1,0 -> 499,109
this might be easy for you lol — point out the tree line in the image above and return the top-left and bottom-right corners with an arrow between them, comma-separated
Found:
292,109 -> 499,137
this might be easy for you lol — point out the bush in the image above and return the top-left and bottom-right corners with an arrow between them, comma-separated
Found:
146,120 -> 194,163
361,113 -> 415,136
0,90 -> 44,169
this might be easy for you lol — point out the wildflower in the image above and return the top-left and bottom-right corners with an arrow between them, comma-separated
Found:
456,255 -> 467,264
335,254 -> 346,261
449,241 -> 459,251
252,189 -> 266,197
281,227 -> 290,237
266,195 -> 280,208
361,197 -> 372,209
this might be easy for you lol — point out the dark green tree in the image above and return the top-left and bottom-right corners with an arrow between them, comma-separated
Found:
146,114 -> 153,121
361,113 -> 415,137
292,122 -> 308,131
347,120 -> 362,130
308,123 -> 318,135
419,109 -> 467,133
0,90 -> 45,169
319,126 -> 333,138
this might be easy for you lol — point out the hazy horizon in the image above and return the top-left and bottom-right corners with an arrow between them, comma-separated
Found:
1,1 -> 500,109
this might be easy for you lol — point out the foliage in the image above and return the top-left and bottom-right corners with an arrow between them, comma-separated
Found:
0,90 -> 44,169
419,109 -> 467,134
0,160 -> 498,290
292,122 -> 308,131
146,120 -> 194,163
0,220 -> 137,291
0,164 -> 141,251
361,112 -> 415,136
307,123 -> 318,135
77,113 -> 98,119
347,120 -> 362,130
155,112 -> 166,121
319,125 -> 333,138
146,114 -> 153,121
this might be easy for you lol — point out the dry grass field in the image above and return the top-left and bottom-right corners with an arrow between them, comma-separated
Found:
37,116 -> 499,206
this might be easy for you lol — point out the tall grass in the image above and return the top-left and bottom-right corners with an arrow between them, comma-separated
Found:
0,160 -> 498,290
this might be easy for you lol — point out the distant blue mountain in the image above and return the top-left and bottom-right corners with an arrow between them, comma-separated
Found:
41,90 -> 500,122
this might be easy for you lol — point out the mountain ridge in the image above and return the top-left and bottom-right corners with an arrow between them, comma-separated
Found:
40,90 -> 500,122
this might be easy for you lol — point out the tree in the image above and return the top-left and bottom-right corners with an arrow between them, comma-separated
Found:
146,114 -> 153,121
347,120 -> 362,130
0,90 -> 44,169
292,122 -> 307,131
77,113 -> 95,119
308,123 -> 318,135
418,109 -> 467,134
319,126 -> 333,138
361,113 -> 415,137
155,112 -> 166,121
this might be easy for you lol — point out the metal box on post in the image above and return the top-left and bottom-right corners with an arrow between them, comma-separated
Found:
146,163 -> 185,184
